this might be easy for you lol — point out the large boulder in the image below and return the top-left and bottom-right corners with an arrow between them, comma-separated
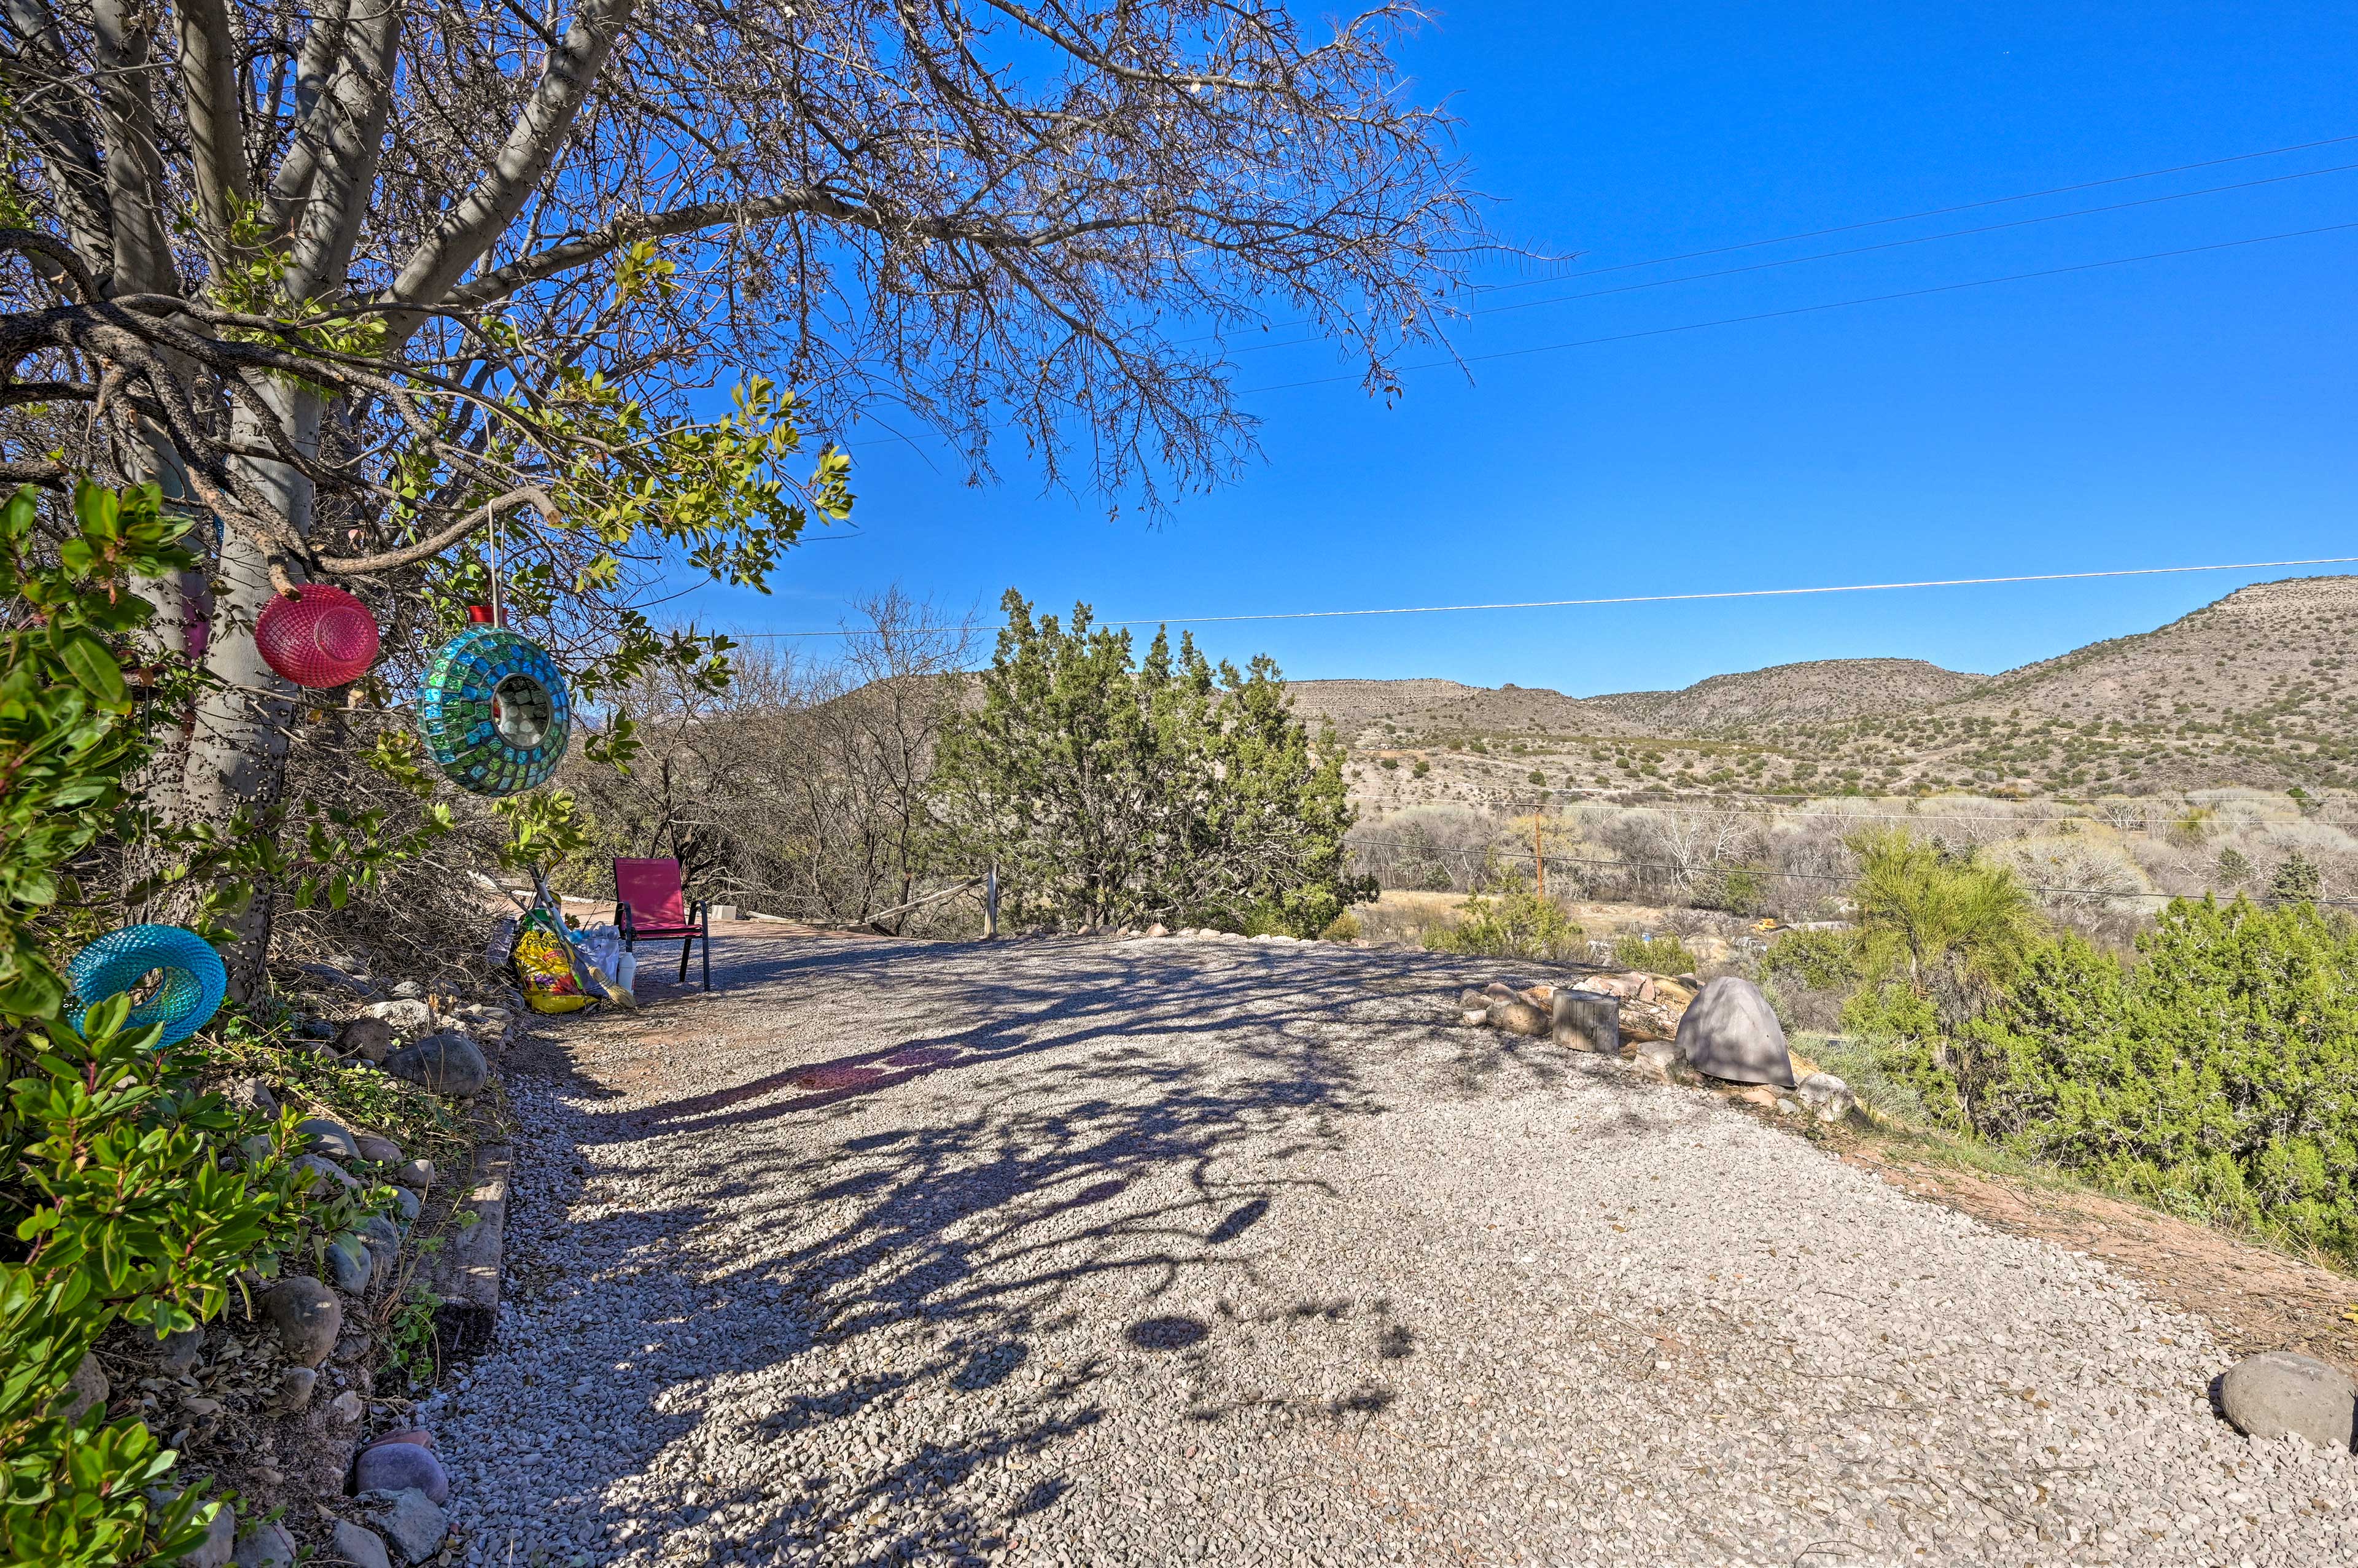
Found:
383,1033 -> 489,1098
1673,977 -> 1796,1087
2219,1352 -> 2357,1450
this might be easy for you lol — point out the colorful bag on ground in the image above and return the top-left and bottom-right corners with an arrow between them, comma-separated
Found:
511,908 -> 594,1014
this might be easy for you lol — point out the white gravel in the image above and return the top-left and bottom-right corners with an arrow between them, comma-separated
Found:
426,934 -> 2358,1566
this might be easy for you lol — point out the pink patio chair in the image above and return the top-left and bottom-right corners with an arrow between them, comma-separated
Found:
613,858 -> 713,990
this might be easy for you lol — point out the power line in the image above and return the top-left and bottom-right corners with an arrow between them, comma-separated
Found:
727,552 -> 2358,638
1242,219 -> 2358,394
1226,158 -> 2358,359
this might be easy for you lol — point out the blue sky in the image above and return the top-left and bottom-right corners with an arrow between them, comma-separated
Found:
680,3 -> 2358,696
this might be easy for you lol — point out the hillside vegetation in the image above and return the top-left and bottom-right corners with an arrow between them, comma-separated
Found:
1316,575 -> 2358,812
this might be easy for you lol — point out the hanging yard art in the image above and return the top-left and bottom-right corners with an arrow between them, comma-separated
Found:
417,621 -> 573,796
255,581 -> 381,688
67,924 -> 228,1049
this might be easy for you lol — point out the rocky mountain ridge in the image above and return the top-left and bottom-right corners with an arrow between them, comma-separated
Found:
1307,575 -> 2358,808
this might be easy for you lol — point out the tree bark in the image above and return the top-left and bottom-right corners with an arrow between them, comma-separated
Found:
175,381 -> 319,999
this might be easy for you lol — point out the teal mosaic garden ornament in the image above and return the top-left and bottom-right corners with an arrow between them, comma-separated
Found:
418,622 -> 572,796
68,924 -> 228,1049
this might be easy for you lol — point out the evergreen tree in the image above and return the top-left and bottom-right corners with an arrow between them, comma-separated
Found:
932,592 -> 1370,932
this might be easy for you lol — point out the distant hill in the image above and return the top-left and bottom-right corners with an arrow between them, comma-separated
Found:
1587,658 -> 1987,735
1310,575 -> 2358,810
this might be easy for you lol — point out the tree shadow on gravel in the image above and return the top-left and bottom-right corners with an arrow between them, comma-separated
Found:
484,936 -> 1655,1567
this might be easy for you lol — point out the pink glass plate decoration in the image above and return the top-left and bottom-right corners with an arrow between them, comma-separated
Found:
255,583 -> 380,688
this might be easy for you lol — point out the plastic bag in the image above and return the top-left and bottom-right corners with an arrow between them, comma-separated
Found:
511,908 -> 594,1014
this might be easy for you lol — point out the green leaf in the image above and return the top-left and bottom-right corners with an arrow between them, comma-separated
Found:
55,633 -> 127,706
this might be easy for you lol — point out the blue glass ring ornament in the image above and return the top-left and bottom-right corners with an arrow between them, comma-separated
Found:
418,623 -> 573,797
66,925 -> 228,1049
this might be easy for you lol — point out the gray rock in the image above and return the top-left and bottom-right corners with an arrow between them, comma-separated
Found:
383,1033 -> 489,1098
336,1016 -> 399,1063
395,1157 -> 435,1192
179,1500 -> 236,1568
329,1388 -> 365,1426
296,1017 -> 340,1039
327,1521 -> 391,1568
325,952 -> 368,976
56,1350 -> 108,1421
1796,1072 -> 1856,1122
360,998 -> 434,1037
325,1232 -> 374,1295
1486,998 -> 1549,1037
352,1132 -> 404,1165
356,1488 -> 448,1566
230,1519 -> 297,1568
2219,1351 -> 2357,1450
265,1276 -> 341,1367
296,961 -> 376,997
273,1365 -> 317,1412
390,979 -> 425,1000
298,1117 -> 362,1161
353,1438 -> 449,1504
158,1325 -> 204,1375
1632,1039 -> 1692,1083
387,1187 -> 421,1222
296,1154 -> 360,1197
362,1212 -> 403,1248
222,1077 -> 278,1115
1673,977 -> 1797,1087
1552,990 -> 1621,1054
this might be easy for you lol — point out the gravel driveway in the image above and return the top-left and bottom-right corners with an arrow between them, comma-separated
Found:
429,933 -> 2356,1567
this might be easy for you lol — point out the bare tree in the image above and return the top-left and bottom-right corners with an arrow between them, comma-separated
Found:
564,591 -> 977,930
2,0 -> 1479,987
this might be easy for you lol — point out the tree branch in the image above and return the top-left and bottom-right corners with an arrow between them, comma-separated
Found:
388,0 -> 638,316
170,0 -> 253,266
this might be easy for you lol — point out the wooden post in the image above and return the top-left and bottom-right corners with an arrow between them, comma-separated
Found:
984,861 -> 1000,939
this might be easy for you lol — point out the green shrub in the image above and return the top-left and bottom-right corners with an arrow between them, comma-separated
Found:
1609,930 -> 1698,975
1957,897 -> 2358,1261
1763,926 -> 1864,993
1425,884 -> 1584,961
0,483 -> 353,1563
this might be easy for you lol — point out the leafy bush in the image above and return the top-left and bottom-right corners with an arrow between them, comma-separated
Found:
1957,897 -> 2358,1260
1609,930 -> 1698,975
1425,883 -> 1584,961
0,483 -> 349,1564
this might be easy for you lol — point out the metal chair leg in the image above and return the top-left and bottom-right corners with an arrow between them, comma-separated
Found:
701,907 -> 712,990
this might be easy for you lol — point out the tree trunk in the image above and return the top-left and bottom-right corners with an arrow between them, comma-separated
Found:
171,379 -> 321,1000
